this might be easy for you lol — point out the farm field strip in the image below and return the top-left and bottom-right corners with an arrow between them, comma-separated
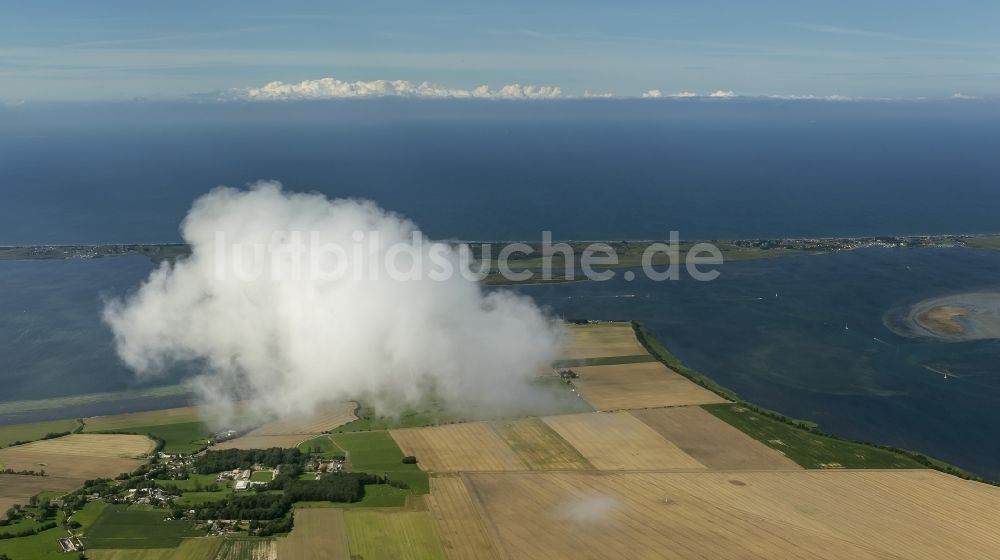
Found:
83,406 -> 203,431
630,407 -> 801,470
570,361 -> 728,411
541,412 -> 705,471
0,473 -> 82,520
212,434 -> 316,451
343,510 -> 447,560
425,476 -> 501,560
87,538 -> 223,559
245,402 -> 357,436
215,538 -> 276,560
559,322 -> 648,360
217,402 -> 357,450
491,418 -> 592,470
275,508 -> 350,560
462,470 -> 1000,560
0,418 -> 81,447
0,434 -> 154,458
86,504 -> 204,549
0,434 -> 154,480
391,423 -> 528,473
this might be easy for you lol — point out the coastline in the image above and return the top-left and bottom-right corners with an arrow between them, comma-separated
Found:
1,319 -> 993,486
629,320 -> 998,486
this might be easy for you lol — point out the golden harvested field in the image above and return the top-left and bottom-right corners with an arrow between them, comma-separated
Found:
630,407 -> 801,470
559,322 -> 647,360
0,473 -> 81,519
492,418 -> 592,470
214,402 -> 356,450
425,476 -> 500,560
244,402 -> 356,435
213,434 -> 315,450
570,361 -> 728,410
83,406 -> 202,431
0,434 -> 154,479
541,412 -> 704,471
276,508 -> 350,560
463,470 -> 1000,560
391,423 -> 528,473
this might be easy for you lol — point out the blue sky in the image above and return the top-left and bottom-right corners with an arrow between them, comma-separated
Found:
3,0 -> 999,101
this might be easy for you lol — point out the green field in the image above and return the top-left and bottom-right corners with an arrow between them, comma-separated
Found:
331,431 -> 429,497
0,508 -> 63,538
551,354 -> 658,369
87,538 -> 222,560
70,500 -> 109,529
703,404 -> 926,469
85,505 -> 203,549
298,434 -> 345,458
344,510 -> 446,560
90,421 -> 211,455
965,235 -> 1000,250
250,470 -> 273,482
154,473 -> 228,492
333,402 -> 457,433
0,418 -> 81,447
0,521 -> 72,560
334,379 -> 590,434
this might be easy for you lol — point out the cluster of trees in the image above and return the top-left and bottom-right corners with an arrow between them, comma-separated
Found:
191,472 -> 379,521
194,448 -> 305,474
249,515 -> 293,537
0,501 -> 58,539
159,480 -> 222,495
0,520 -> 57,539
195,493 -> 288,521
3,500 -> 57,524
0,468 -> 46,476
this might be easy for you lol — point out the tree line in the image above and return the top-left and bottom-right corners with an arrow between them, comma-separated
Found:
194,448 -> 305,474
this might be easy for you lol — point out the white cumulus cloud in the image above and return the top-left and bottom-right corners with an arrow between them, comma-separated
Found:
641,89 -> 663,98
668,91 -> 698,98
708,90 -> 737,98
103,182 -> 563,425
229,77 -> 562,101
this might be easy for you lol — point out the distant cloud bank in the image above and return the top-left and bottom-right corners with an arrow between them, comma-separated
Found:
230,77 -> 562,100
221,76 -> 986,103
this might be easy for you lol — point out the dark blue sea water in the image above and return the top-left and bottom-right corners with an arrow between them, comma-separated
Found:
1,100 -> 1000,478
0,257 -> 164,398
1,249 -> 999,478
2,99 -> 1000,244
520,247 -> 1000,479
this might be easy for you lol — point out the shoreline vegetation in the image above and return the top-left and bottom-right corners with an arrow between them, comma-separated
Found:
1,320 -> 994,486
627,320 -> 998,486
1,233 -> 997,260
2,234 -> 997,286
